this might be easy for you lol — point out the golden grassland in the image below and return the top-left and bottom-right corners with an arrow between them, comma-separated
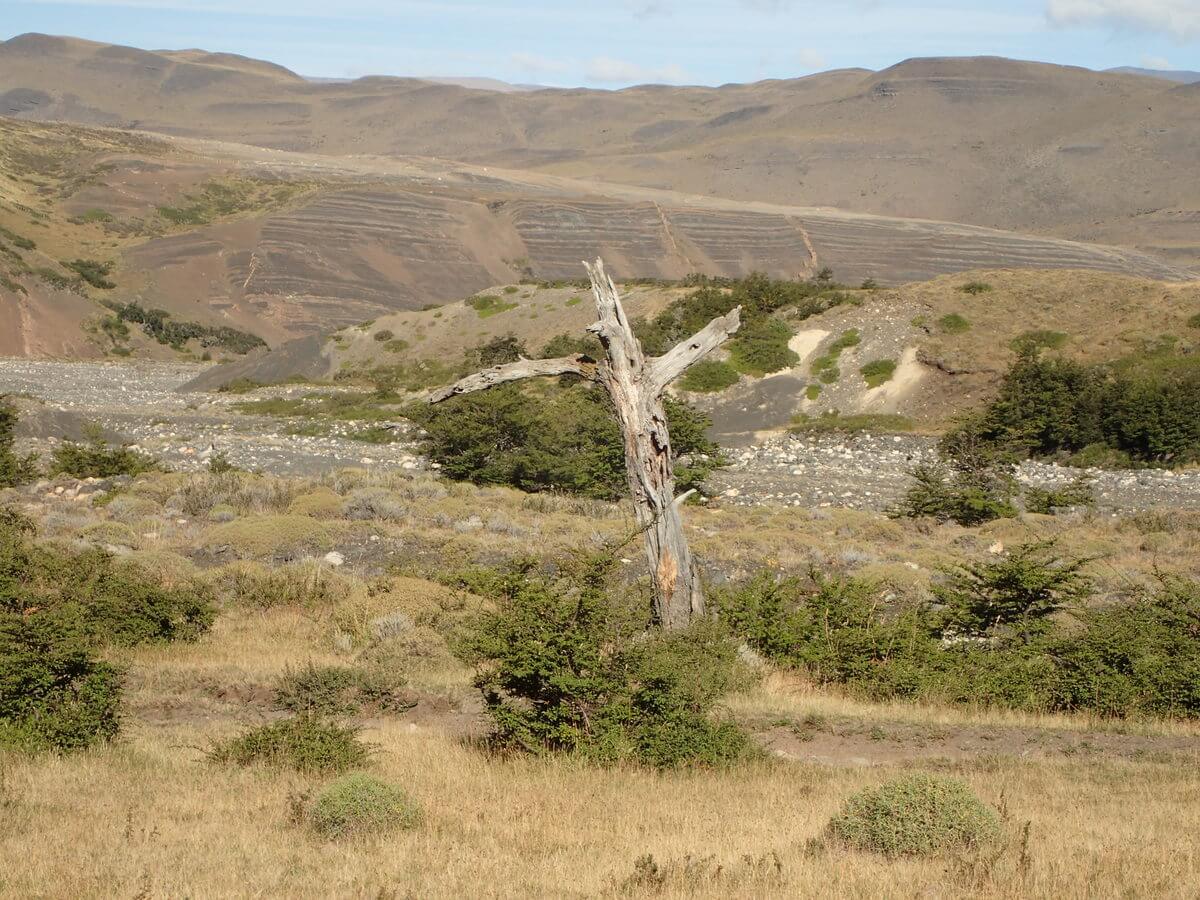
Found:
4,469 -> 1200,897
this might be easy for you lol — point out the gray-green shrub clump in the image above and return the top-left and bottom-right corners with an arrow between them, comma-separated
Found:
300,773 -> 422,839
826,774 -> 1000,857
208,716 -> 371,774
0,397 -> 38,487
463,554 -> 753,769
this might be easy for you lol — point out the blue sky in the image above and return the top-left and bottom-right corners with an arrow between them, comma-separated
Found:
5,0 -> 1199,86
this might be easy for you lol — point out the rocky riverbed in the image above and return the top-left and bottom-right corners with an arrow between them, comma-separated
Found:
3,357 -> 1199,512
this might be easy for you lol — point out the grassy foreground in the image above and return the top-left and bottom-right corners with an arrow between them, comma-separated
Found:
2,469 -> 1200,897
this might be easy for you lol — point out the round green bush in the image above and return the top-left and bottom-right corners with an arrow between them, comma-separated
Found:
825,773 -> 1000,857
305,773 -> 422,839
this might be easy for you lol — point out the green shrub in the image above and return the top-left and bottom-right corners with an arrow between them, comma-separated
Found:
810,329 -> 860,383
208,716 -> 370,773
0,511 -> 214,751
826,774 -> 1000,857
893,464 -> 1016,526
1023,477 -> 1095,514
470,333 -> 526,368
467,294 -> 517,318
463,555 -> 752,768
301,773 -> 422,839
727,317 -> 798,376
860,359 -> 897,388
406,382 -> 722,500
934,541 -> 1092,642
1188,312 -> 1200,329
372,330 -> 394,342
958,281 -> 993,295
805,384 -> 821,401
105,302 -> 266,354
718,559 -> 1200,719
951,346 -> 1200,466
938,313 -> 971,334
49,428 -> 159,478
0,612 -> 123,752
679,360 -> 740,393
1010,329 -> 1068,353
634,272 -> 845,357
0,397 -> 38,487
538,332 -> 602,359
273,663 -> 413,717
64,259 -> 115,290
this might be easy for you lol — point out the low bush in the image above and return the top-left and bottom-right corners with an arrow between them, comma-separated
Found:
208,716 -> 370,773
462,554 -> 753,768
727,317 -> 798,376
958,281 -> 993,295
406,382 -> 723,500
467,294 -> 517,318
224,560 -> 345,608
273,663 -> 413,716
938,313 -> 971,334
0,397 -> 38,487
203,514 -> 338,558
809,329 -> 861,385
0,510 -> 214,751
1189,312 -> 1200,329
64,259 -> 115,290
716,563 -> 1200,718
935,540 -> 1092,642
1010,329 -> 1068,353
300,773 -> 422,839
49,428 -> 159,478
1023,477 -> 1096,514
372,329 -> 394,342
826,774 -> 1000,857
679,360 -> 740,393
860,359 -> 897,389
893,463 -> 1016,526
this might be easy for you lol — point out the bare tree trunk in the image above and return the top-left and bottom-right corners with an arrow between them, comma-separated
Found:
430,258 -> 740,628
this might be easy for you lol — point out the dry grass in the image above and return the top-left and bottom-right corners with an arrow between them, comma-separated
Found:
5,469 -> 1200,897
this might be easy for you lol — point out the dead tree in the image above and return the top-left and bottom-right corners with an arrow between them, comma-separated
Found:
430,258 -> 741,629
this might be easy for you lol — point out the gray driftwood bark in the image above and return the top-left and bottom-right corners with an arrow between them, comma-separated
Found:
430,258 -> 741,629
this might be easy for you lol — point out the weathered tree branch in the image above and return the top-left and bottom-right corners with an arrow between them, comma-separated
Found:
646,307 -> 742,394
428,355 -> 595,403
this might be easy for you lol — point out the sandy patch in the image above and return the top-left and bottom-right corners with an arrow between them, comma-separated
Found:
787,328 -> 829,364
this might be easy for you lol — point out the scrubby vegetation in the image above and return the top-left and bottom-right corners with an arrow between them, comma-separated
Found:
467,294 -> 518,319
463,554 -> 753,768
406,382 -> 723,500
859,359 -> 897,389
938,313 -> 971,334
716,558 -> 1200,718
49,426 -> 159,478
0,397 -> 38,488
273,663 -> 413,716
103,301 -> 266,354
950,344 -> 1200,467
0,508 -> 214,751
64,259 -> 115,290
633,272 -> 848,378
298,773 -> 423,839
208,716 -> 371,774
826,774 -> 1000,857
678,359 -> 740,393
810,329 -> 861,384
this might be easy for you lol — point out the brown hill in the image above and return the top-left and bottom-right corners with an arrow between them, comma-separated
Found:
2,115 -> 1191,360
3,35 -> 1199,268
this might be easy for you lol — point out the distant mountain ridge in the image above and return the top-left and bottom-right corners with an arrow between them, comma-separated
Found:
1107,67 -> 1200,84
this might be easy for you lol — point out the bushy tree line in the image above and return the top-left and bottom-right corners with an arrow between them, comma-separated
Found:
952,344 -> 1200,467
716,545 -> 1200,718
405,381 -> 723,500
105,301 -> 267,354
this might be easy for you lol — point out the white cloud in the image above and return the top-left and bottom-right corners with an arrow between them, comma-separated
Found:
584,56 -> 690,84
1141,54 -> 1174,68
1047,0 -> 1200,39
